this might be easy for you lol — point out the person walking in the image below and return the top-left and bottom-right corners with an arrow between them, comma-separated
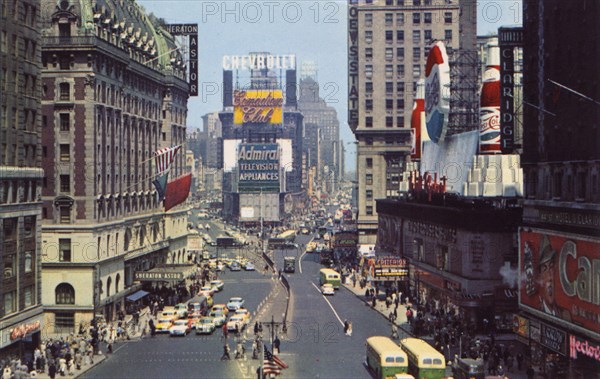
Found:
347,321 -> 353,337
221,343 -> 231,360
47,363 -> 56,379
343,320 -> 349,335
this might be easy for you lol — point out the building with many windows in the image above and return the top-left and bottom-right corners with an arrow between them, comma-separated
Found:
39,0 -> 190,333
519,0 -> 600,375
0,0 -> 45,359
348,0 -> 476,247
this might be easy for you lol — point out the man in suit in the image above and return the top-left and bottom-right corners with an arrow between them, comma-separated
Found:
538,236 -> 571,321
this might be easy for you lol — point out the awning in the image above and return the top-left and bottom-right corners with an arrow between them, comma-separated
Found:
126,290 -> 149,302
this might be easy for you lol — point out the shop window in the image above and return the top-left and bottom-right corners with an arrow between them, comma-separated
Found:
55,283 -> 75,304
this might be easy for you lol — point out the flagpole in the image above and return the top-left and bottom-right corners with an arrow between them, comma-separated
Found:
547,79 -> 600,106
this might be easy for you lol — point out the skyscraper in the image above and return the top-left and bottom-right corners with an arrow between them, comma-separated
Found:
0,0 -> 45,358
348,0 -> 476,246
519,1 -> 600,375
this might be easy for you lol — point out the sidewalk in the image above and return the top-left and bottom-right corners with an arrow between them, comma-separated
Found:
341,280 -> 540,379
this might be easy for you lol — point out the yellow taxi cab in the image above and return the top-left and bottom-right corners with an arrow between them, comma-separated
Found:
155,317 -> 175,333
234,308 -> 251,323
161,309 -> 179,320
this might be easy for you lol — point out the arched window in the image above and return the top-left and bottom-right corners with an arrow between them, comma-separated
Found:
55,283 -> 75,304
115,274 -> 120,294
106,276 -> 112,297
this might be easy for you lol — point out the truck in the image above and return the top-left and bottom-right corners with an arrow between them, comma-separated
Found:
283,257 -> 296,273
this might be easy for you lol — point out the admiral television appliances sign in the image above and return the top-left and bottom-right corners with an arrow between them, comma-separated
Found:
238,144 -> 280,193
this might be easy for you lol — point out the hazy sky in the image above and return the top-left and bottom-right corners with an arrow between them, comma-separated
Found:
137,0 -> 523,169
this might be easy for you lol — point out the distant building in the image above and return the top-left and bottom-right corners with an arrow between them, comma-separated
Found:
297,73 -> 341,194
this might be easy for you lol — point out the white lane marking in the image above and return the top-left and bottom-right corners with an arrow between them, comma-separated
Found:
310,282 -> 344,327
299,250 -> 306,274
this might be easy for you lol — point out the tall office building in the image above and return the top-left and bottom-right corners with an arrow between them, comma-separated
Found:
0,0 -> 45,359
297,72 -> 341,193
39,0 -> 190,333
348,0 -> 476,246
519,0 -> 600,375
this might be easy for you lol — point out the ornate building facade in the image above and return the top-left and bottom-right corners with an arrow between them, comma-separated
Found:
39,0 -> 189,333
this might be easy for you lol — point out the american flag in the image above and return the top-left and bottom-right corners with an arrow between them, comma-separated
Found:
263,345 -> 287,376
154,145 -> 181,175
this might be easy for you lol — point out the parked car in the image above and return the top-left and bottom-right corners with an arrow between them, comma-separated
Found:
169,319 -> 191,336
226,297 -> 245,311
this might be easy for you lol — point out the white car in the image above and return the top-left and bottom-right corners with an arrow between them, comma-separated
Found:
169,319 -> 191,336
244,262 -> 255,271
195,317 -> 216,334
321,283 -> 335,296
227,315 -> 247,332
210,311 -> 227,326
199,286 -> 216,297
230,261 -> 241,271
226,297 -> 245,311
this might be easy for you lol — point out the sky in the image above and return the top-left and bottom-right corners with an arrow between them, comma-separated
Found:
137,0 -> 523,171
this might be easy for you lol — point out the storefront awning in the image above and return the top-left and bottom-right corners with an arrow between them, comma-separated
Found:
126,290 -> 149,302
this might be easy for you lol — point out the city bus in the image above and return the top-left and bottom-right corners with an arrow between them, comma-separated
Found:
365,336 -> 410,379
319,268 -> 341,289
277,230 -> 296,242
399,338 -> 446,379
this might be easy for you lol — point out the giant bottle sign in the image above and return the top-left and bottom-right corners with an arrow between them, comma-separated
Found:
424,41 -> 451,144
411,79 -> 426,159
479,42 -> 502,153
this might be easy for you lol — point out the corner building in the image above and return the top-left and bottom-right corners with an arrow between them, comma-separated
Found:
39,0 -> 189,333
0,0 -> 45,359
348,0 -> 476,247
519,0 -> 600,376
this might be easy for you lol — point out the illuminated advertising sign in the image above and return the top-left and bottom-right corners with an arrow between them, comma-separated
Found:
570,335 -> 600,362
367,256 -> 409,281
166,24 -> 198,96
238,143 -> 280,193
134,271 -> 184,281
347,4 -> 359,130
425,41 -> 451,144
222,54 -> 296,70
499,27 -> 522,153
479,43 -> 501,153
519,229 -> 600,337
233,90 -> 283,124
333,232 -> 358,249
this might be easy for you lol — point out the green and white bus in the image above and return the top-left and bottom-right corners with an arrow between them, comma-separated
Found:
319,268 -> 341,289
365,336 -> 410,379
399,338 -> 446,379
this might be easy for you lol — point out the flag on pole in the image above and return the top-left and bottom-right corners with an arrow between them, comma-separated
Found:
154,145 -> 181,175
164,173 -> 191,211
152,172 -> 169,201
263,344 -> 287,376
